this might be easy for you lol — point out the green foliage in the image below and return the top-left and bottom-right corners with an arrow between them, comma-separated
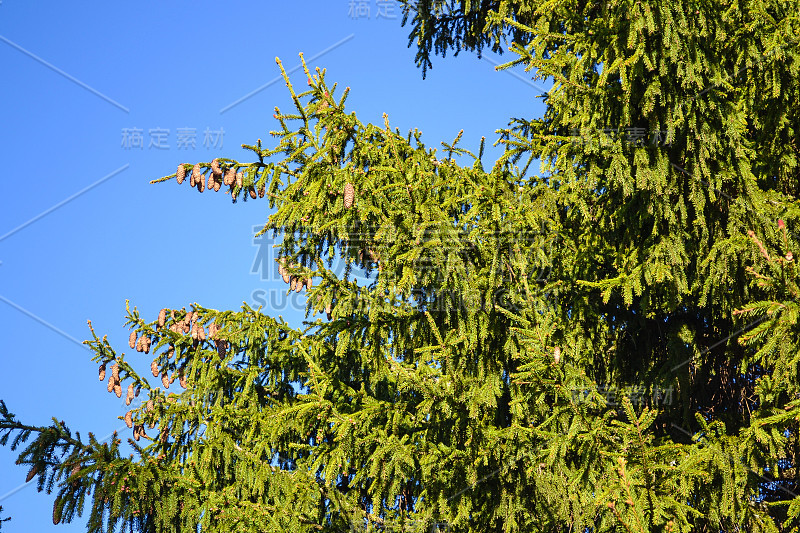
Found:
2,1 -> 800,531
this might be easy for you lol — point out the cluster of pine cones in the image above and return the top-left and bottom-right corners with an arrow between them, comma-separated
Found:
276,259 -> 314,294
96,307 -> 232,442
176,159 -> 265,199
99,362 -> 123,398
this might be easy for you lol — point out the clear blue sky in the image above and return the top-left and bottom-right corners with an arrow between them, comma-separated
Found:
0,2 -> 546,529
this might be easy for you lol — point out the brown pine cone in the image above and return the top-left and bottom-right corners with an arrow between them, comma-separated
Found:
224,168 -> 235,186
197,324 -> 206,342
135,386 -> 140,398
295,278 -> 303,293
161,372 -> 170,389
114,383 -> 122,398
306,277 -> 313,290
133,425 -> 141,441
98,363 -> 106,381
26,465 -> 38,482
191,164 -> 201,187
176,164 -> 187,184
142,336 -> 151,354
235,171 -> 243,189
160,427 -> 169,443
53,498 -> 62,525
279,260 -> 291,284
126,383 -> 135,405
129,331 -> 137,349
185,311 -> 193,324
167,345 -> 175,358
214,178 -> 221,192
290,277 -> 297,292
258,183 -> 265,198
179,372 -> 187,388
249,186 -> 257,199
325,302 -> 332,321
158,308 -> 167,329
124,411 -> 133,428
207,323 -> 218,340
197,172 -> 205,192
216,340 -> 227,359
343,182 -> 355,209
135,335 -> 144,352
70,464 -> 80,488
111,364 -> 119,381
146,400 -> 154,412
151,360 -> 159,377
211,158 -> 222,178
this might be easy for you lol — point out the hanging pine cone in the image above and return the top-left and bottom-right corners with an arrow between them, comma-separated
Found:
70,464 -> 80,488
236,171 -> 243,189
306,277 -> 312,290
142,336 -> 151,354
290,277 -> 297,292
223,168 -> 235,186
258,183 -> 265,198
185,311 -> 193,324
98,363 -> 106,381
161,372 -> 170,389
214,178 -> 221,192
114,382 -> 122,398
208,323 -> 218,340
249,186 -> 257,199
554,346 -> 561,364
216,340 -> 227,359
167,345 -> 175,358
191,164 -> 201,187
129,331 -> 137,349
179,371 -> 187,388
279,260 -> 291,284
343,182 -> 355,209
126,383 -> 135,405
158,308 -> 167,329
197,324 -> 206,342
124,411 -> 133,428
111,364 -> 119,381
295,278 -> 303,293
161,426 -> 169,443
136,336 -> 144,352
176,164 -> 187,184
52,499 -> 62,525
146,400 -> 154,412
26,464 -> 38,482
151,360 -> 159,377
326,302 -> 332,321
211,158 -> 222,178
197,172 -> 205,192
133,425 -> 141,441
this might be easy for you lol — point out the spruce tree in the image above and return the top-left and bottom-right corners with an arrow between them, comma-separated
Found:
2,1 -> 800,532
